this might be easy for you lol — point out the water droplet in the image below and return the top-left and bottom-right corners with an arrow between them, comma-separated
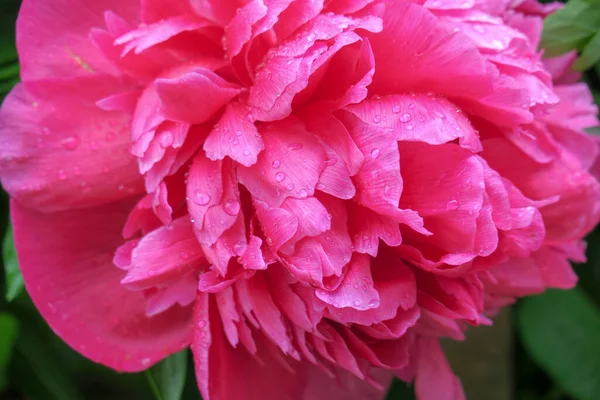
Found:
197,320 -> 207,329
406,125 -> 414,131
272,159 -> 281,168
353,283 -> 359,289
224,199 -> 241,216
287,183 -> 295,190
324,158 -> 337,166
235,130 -> 243,137
194,191 -> 210,205
392,105 -> 401,114
57,170 -> 67,180
243,149 -> 250,156
61,136 -> 80,150
370,148 -> 380,159
446,199 -> 459,211
353,300 -> 361,307
327,214 -> 332,220
372,114 -> 382,123
367,299 -> 379,307
399,113 -> 412,123
288,143 -> 303,151
231,138 -> 239,145
408,103 -> 416,109
317,183 -> 326,190
299,189 -> 308,198
275,172 -> 286,182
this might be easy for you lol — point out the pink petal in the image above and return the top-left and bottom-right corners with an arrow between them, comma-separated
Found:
346,94 -> 482,152
120,217 -> 205,290
0,79 -> 143,212
339,111 -> 428,235
316,254 -> 380,310
16,0 -> 139,80
237,118 -> 327,207
155,68 -> 242,124
254,199 -> 299,251
414,337 -> 465,400
11,199 -> 192,371
187,155 -> 240,245
223,0 -> 268,58
367,2 -> 491,100
203,102 -> 265,167
115,16 -> 209,56
348,203 -> 402,257
282,196 -> 331,238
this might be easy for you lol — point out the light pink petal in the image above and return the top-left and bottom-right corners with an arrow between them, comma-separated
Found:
155,68 -> 242,124
16,0 -> 139,80
316,254 -> 380,310
120,217 -> 205,290
545,84 -> 599,131
414,337 -> 465,400
215,287 -> 240,347
141,0 -> 197,22
274,0 -> 325,40
543,52 -> 581,85
201,214 -> 248,275
115,15 -> 209,56
12,199 -> 192,371
0,79 -> 143,212
237,118 -> 327,207
204,102 -> 264,167
346,94 -> 482,152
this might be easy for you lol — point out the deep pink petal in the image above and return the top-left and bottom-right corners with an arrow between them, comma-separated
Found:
17,0 -> 139,80
237,118 -> 327,207
0,79 -> 143,212
414,337 -> 465,400
12,199 -> 192,371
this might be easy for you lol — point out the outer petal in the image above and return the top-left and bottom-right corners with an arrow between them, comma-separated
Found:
0,78 -> 143,212
414,337 -> 465,400
16,0 -> 140,80
11,199 -> 192,371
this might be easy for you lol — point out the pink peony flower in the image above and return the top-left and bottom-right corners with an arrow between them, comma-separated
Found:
2,0 -> 599,398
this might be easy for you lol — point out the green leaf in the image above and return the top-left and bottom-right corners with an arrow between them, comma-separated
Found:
574,30 -> 600,70
3,225 -> 24,302
585,126 -> 600,136
145,350 -> 189,400
0,313 -> 18,391
12,307 -> 85,400
518,288 -> 600,400
386,379 -> 416,400
541,0 -> 600,56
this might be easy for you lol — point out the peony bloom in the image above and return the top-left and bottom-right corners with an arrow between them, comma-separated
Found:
2,0 -> 600,398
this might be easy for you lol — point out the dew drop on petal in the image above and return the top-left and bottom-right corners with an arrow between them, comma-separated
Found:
275,172 -> 286,182
392,105 -> 401,114
272,159 -> 281,168
399,113 -> 412,123
224,200 -> 241,216
370,148 -> 380,159
194,191 -> 210,205
61,136 -> 81,151
446,199 -> 459,211
372,114 -> 382,123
